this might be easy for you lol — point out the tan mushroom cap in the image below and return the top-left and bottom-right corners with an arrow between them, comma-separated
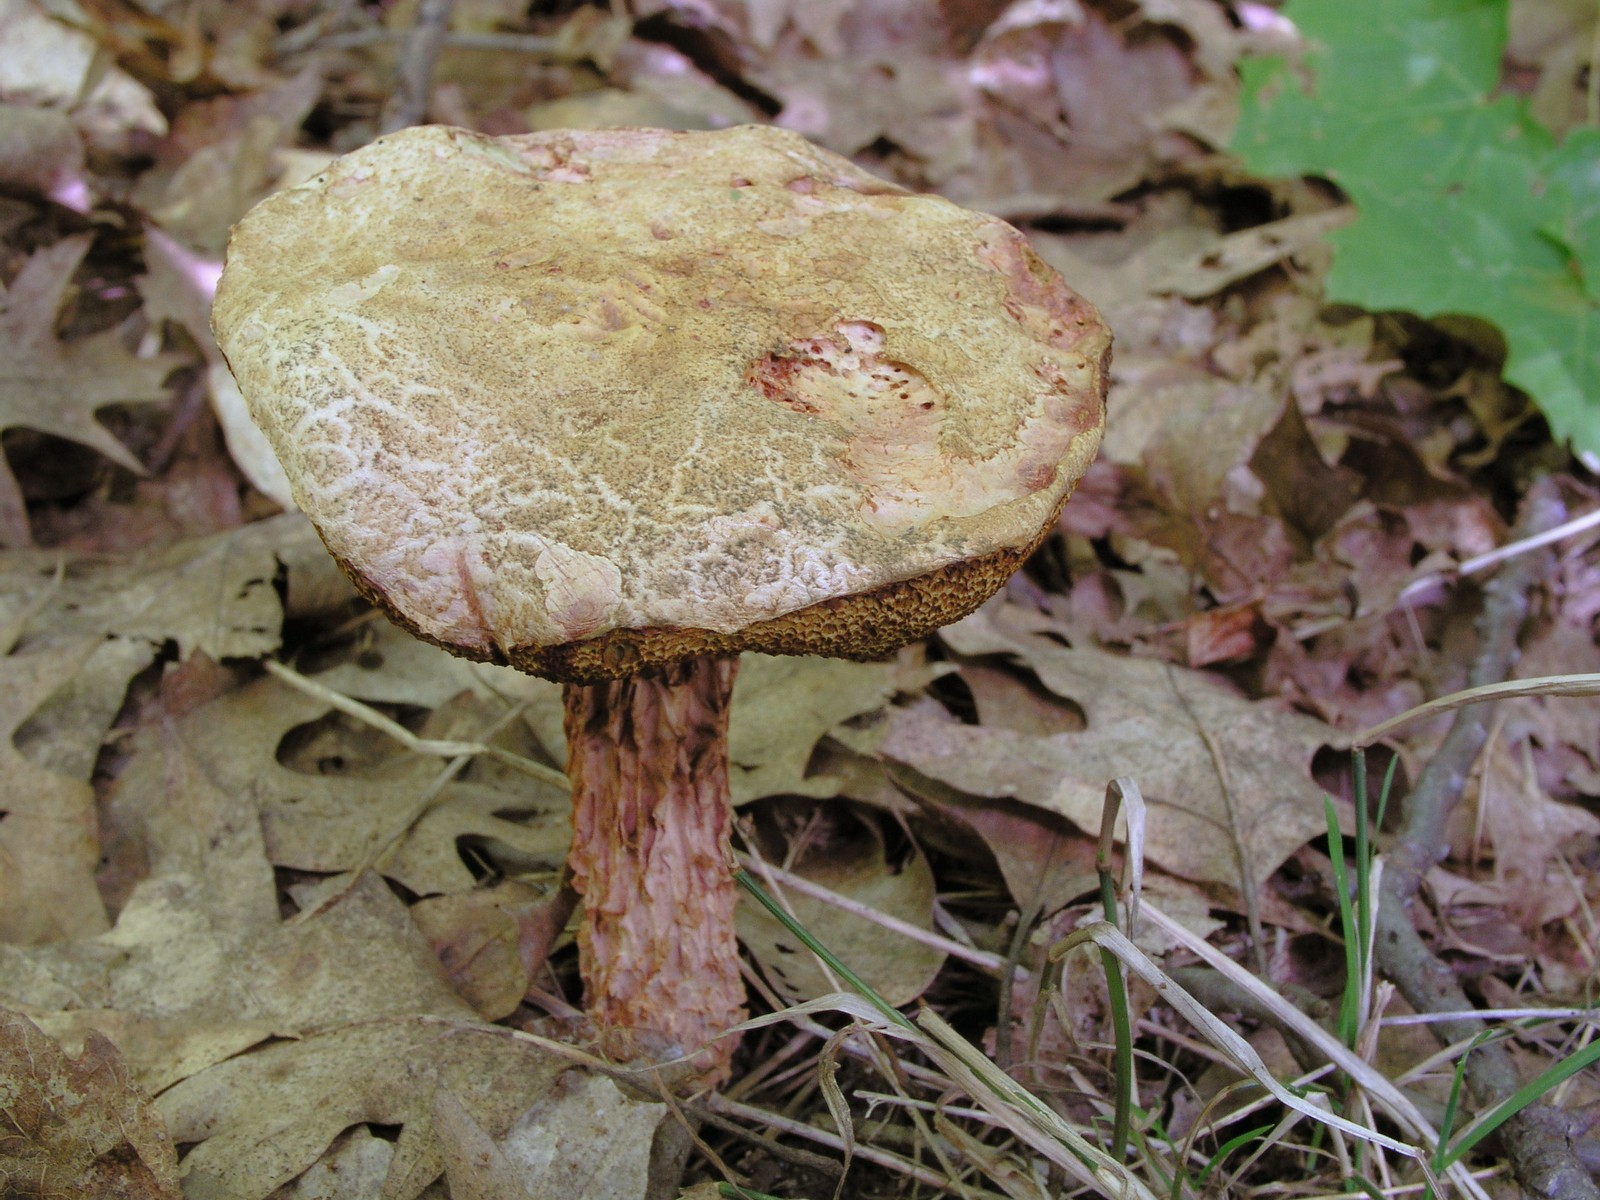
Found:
213,124 -> 1109,682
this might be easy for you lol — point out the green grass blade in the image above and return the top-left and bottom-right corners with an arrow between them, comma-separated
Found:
1439,1036 -> 1600,1168
1324,794 -> 1361,1049
734,868 -> 911,1031
1099,868 -> 1135,1161
1193,1124 -> 1273,1189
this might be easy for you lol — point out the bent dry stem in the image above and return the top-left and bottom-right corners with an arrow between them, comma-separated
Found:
563,655 -> 745,1077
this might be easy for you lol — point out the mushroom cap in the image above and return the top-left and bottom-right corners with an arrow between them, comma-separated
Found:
212,125 -> 1109,682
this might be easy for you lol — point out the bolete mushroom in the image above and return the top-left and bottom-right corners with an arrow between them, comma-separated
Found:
212,124 -> 1110,1078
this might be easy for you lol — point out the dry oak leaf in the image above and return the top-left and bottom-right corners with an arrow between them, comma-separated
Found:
737,803 -> 945,1006
304,611 -> 505,710
0,636 -> 110,945
899,778 -> 1101,918
153,672 -> 569,895
0,512 -> 310,662
132,66 -> 324,257
433,1073 -> 664,1200
729,653 -> 931,804
4,722 -> 478,1096
0,235 -> 182,545
158,1018 -> 568,1200
0,103 -> 86,201
410,880 -> 548,1022
1471,734 -> 1600,928
269,1127 -> 394,1200
882,603 -> 1334,891
0,1006 -> 180,1200
960,4 -> 1201,208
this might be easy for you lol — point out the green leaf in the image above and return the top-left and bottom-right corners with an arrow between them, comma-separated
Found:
1233,0 -> 1600,455
1543,128 -> 1600,303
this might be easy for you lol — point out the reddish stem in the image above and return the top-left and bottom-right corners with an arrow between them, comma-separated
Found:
561,655 -> 744,1079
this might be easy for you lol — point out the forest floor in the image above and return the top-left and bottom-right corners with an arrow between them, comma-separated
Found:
0,1 -> 1597,1198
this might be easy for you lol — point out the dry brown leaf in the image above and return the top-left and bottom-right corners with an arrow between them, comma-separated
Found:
1184,600 -> 1272,668
0,0 -> 166,154
1,724 -> 554,1198
1029,196 -> 1226,323
432,1088 -> 534,1200
14,635 -> 155,775
882,603 -> 1334,891
356,643 -> 924,809
0,636 -> 110,944
730,653 -> 927,803
113,662 -> 568,896
0,525 -> 300,886
0,103 -> 86,203
1508,619 -> 1600,797
762,51 -> 973,180
960,5 -> 1199,205
0,1006 -> 180,1200
132,66 -> 323,255
410,880 -> 547,1021
482,1073 -> 665,1200
1473,736 -> 1600,928
1251,397 -> 1367,545
135,227 -> 301,509
1508,0 -> 1597,135
1140,376 -> 1283,522
0,236 -> 183,545
1163,209 -> 1356,299
159,1019 -> 568,1200
307,615 -> 510,711
738,802 -> 945,1005
906,782 -> 1100,917
0,513 -> 307,662
0,0 -> 105,103
660,0 -> 977,181
271,1127 -> 397,1200
961,659 -> 1086,736
526,64 -> 761,133
4,718 -> 477,1094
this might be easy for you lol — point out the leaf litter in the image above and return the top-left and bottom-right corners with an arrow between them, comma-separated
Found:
0,0 -> 1596,1196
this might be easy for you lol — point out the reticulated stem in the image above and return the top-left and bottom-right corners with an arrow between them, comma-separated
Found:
561,655 -> 744,1080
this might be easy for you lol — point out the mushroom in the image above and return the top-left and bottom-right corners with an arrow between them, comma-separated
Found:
212,124 -> 1110,1079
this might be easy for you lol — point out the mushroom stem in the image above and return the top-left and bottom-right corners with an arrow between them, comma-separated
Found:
561,654 -> 745,1079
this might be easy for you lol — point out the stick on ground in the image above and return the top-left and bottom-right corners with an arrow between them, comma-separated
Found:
1376,479 -> 1599,1200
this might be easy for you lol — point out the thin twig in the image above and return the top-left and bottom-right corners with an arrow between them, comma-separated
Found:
1397,505 -> 1600,605
1380,481 -> 1560,911
1383,1008 -> 1600,1028
262,658 -> 570,789
706,1094 -> 989,1194
1373,479 -> 1600,1200
685,1099 -> 847,1179
379,0 -> 455,133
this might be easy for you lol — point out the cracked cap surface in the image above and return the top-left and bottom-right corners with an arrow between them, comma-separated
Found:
212,124 -> 1110,681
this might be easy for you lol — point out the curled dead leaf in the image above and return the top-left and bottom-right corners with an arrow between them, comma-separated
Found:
0,1006 -> 181,1200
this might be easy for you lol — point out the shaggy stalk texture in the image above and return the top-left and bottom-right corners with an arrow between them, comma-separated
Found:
563,656 -> 744,1079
